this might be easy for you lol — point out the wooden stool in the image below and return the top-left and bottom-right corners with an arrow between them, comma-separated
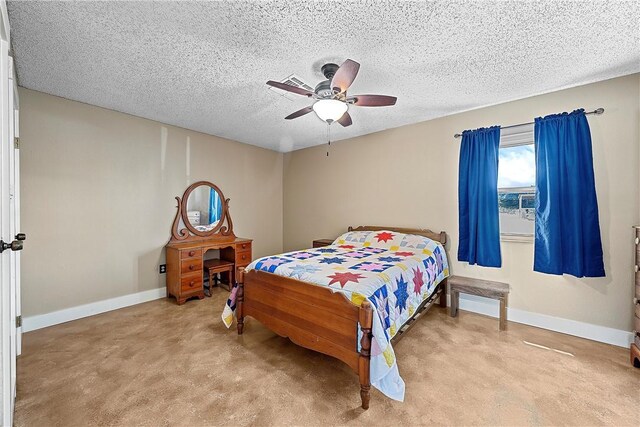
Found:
203,259 -> 234,294
448,275 -> 510,331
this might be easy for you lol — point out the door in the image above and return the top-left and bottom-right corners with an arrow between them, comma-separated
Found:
9,61 -> 20,360
0,39 -> 22,426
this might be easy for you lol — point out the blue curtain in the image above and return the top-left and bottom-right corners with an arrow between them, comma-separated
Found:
458,126 -> 502,267
208,188 -> 223,224
534,109 -> 604,277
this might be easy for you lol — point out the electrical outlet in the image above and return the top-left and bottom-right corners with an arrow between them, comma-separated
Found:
159,264 -> 166,274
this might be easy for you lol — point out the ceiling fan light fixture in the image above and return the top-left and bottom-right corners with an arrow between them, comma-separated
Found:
312,99 -> 348,123
268,59 -> 395,128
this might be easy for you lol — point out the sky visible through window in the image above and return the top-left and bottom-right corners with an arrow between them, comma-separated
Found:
498,144 -> 535,188
498,143 -> 535,236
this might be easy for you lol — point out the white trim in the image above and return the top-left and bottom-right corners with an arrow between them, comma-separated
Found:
498,186 -> 535,194
0,1 -> 9,44
22,288 -> 166,333
20,287 -> 633,348
0,38 -> 12,427
500,233 -> 534,243
450,293 -> 634,348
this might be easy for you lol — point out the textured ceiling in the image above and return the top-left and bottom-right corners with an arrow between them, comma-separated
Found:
7,1 -> 640,152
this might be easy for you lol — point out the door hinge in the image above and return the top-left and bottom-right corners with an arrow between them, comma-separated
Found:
15,315 -> 21,328
14,137 -> 19,149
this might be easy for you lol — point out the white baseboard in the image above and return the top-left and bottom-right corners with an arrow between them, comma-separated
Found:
22,287 -> 166,332
452,293 -> 634,348
22,287 -> 634,348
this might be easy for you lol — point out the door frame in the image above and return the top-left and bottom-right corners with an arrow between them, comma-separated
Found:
0,2 -> 18,424
0,36 -> 12,427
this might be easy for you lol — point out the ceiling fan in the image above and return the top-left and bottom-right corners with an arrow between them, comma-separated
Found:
266,59 -> 397,127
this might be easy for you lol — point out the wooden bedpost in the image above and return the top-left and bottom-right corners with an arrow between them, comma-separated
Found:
358,300 -> 373,410
439,231 -> 447,245
236,267 -> 245,335
438,230 -> 447,309
439,277 -> 448,308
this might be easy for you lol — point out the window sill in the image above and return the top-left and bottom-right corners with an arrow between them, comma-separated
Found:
501,234 -> 533,243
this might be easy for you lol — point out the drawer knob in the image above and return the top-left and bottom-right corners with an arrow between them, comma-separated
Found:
189,281 -> 195,287
242,254 -> 247,260
188,251 -> 195,257
242,244 -> 246,249
189,265 -> 195,271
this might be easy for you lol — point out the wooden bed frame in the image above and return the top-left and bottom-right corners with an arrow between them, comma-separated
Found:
235,226 -> 448,409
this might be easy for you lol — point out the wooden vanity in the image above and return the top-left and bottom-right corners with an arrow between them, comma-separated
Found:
166,238 -> 252,304
165,181 -> 252,304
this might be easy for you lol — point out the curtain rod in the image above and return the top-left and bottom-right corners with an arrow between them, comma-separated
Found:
453,108 -> 605,139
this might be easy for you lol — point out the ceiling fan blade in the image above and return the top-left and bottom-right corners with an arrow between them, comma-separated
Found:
351,94 -> 397,107
331,59 -> 360,94
285,106 -> 314,120
337,112 -> 352,127
267,80 -> 314,97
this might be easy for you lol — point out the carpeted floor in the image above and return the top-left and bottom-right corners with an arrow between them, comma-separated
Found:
15,288 -> 640,426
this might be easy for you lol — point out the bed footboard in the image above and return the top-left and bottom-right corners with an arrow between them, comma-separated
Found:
236,267 -> 373,409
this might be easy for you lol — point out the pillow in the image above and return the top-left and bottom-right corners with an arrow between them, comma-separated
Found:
333,230 -> 435,251
397,233 -> 436,249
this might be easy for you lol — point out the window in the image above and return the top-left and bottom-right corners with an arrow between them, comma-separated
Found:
498,125 -> 535,240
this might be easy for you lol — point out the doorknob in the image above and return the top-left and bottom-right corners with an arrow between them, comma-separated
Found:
0,239 -> 23,253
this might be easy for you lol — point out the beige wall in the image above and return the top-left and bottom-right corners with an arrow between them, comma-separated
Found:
283,74 -> 640,332
19,74 -> 640,330
20,89 -> 283,317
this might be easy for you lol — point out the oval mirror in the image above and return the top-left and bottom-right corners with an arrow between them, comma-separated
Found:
185,184 -> 224,233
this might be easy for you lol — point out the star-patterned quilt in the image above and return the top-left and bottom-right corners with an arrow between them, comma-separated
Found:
221,230 -> 449,402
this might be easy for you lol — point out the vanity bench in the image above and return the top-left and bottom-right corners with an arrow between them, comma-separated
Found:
203,258 -> 234,292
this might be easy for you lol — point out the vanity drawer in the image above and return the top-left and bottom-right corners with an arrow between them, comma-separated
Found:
181,258 -> 202,274
237,241 -> 252,253
181,273 -> 202,292
181,248 -> 202,259
236,251 -> 251,265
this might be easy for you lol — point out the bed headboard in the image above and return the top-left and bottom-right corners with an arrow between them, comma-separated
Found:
347,225 -> 446,245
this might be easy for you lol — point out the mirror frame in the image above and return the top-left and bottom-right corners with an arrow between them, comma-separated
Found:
169,181 -> 236,243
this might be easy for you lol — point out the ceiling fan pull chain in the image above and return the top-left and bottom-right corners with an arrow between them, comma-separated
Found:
327,123 -> 331,157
